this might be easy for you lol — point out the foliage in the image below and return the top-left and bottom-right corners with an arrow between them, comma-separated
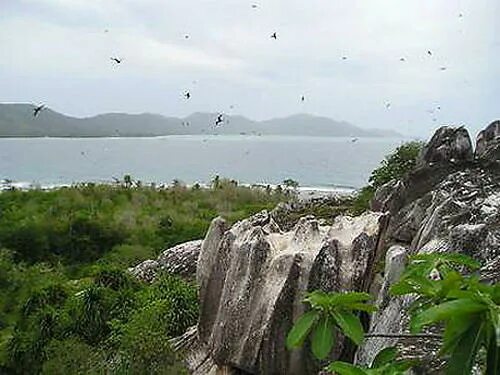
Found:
283,178 -> 300,190
0,182 -> 283,373
0,182 -> 286,266
350,141 -> 424,214
328,346 -> 415,375
287,253 -> 499,374
286,291 -> 376,360
391,253 -> 499,375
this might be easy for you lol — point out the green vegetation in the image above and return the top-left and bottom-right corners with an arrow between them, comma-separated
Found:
0,180 -> 288,373
351,141 -> 424,214
287,254 -> 499,374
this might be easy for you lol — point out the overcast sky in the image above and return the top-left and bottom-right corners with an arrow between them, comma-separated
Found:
1,0 -> 499,137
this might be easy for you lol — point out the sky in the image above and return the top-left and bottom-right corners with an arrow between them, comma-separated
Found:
1,0 -> 499,137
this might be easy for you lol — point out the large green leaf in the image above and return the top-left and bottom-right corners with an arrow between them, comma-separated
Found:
327,361 -> 367,375
332,310 -> 364,345
371,346 -> 397,368
345,302 -> 378,313
311,316 -> 335,360
327,292 -> 372,306
286,310 -> 319,349
446,320 -> 485,375
304,291 -> 332,310
411,299 -> 486,333
440,315 -> 478,355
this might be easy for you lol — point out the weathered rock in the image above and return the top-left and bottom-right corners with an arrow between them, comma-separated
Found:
129,239 -> 202,282
357,124 -> 500,372
476,120 -> 500,163
417,126 -> 473,167
181,210 -> 388,374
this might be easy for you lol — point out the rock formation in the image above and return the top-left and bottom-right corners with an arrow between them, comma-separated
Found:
356,124 -> 500,372
175,210 -> 388,374
129,240 -> 202,282
168,122 -> 499,374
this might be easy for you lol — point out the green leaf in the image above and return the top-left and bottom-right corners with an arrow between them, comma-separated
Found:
371,346 -> 397,368
440,315 -> 478,355
345,302 -> 378,313
311,316 -> 335,360
332,310 -> 364,345
327,292 -> 372,306
411,299 -> 486,333
446,320 -> 485,375
286,310 -> 319,349
327,361 -> 368,375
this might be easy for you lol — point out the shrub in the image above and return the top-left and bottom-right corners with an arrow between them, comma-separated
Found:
351,141 -> 424,214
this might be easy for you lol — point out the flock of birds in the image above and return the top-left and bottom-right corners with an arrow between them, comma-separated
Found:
32,3 -> 467,135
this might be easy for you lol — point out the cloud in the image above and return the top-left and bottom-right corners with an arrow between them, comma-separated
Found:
1,0 -> 499,136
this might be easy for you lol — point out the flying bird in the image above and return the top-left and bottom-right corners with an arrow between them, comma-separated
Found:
385,102 -> 391,109
215,114 -> 224,126
351,138 -> 358,143
110,57 -> 122,64
104,29 -> 109,33
400,57 -> 406,62
427,50 -> 432,56
439,67 -> 447,71
184,91 -> 191,99
437,106 -> 441,110
33,104 -> 45,117
301,95 -> 305,102
270,32 -> 277,40
342,56 -> 347,60
184,34 -> 190,39
251,4 -> 258,8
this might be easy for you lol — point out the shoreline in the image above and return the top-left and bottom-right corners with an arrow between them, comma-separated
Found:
0,179 -> 357,197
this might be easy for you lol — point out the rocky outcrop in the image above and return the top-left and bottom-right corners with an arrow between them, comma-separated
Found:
356,124 -> 500,371
177,210 -> 388,374
171,122 -> 499,374
129,240 -> 202,282
476,120 -> 500,163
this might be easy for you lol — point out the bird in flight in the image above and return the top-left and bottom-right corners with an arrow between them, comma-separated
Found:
251,4 -> 258,8
385,102 -> 391,109
185,34 -> 190,39
427,50 -> 432,56
439,67 -> 447,71
270,32 -> 277,40
215,114 -> 224,126
351,137 -> 358,143
33,104 -> 45,117
437,106 -> 441,110
110,57 -> 122,64
400,57 -> 406,62
301,95 -> 305,102
184,91 -> 191,99
342,56 -> 347,60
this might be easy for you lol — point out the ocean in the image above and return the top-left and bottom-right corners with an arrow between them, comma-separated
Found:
0,135 -> 407,191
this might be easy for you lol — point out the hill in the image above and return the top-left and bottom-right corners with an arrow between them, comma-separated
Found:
0,103 -> 402,138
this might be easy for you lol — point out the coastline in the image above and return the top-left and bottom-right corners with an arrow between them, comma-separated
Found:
0,179 -> 357,198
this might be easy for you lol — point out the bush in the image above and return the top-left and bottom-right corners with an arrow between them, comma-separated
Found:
351,141 -> 424,214
368,141 -> 424,189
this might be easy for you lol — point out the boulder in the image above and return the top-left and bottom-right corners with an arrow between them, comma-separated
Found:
181,210 -> 388,374
417,126 -> 473,167
129,239 -> 202,282
475,120 -> 500,163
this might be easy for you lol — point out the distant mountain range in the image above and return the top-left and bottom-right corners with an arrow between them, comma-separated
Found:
0,103 -> 402,138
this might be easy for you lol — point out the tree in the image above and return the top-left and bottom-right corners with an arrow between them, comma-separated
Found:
283,178 -> 300,190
